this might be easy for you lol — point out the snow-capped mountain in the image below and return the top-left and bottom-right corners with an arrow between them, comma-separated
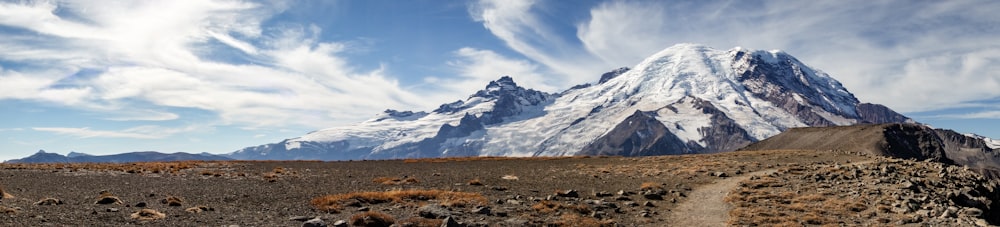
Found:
230,44 -> 913,160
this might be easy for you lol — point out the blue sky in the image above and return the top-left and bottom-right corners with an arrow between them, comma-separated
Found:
1,0 -> 998,161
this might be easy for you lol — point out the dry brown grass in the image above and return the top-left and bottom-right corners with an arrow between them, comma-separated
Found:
0,206 -> 17,214
639,182 -> 662,190
34,197 -> 63,205
161,196 -> 183,206
184,205 -> 213,213
372,176 -> 419,185
350,211 -> 396,227
311,189 -> 487,213
131,209 -> 166,221
531,201 -> 591,215
0,185 -> 13,199
95,191 -> 123,205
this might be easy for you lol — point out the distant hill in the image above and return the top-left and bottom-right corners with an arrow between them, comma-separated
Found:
740,123 -> 1000,178
5,150 -> 233,163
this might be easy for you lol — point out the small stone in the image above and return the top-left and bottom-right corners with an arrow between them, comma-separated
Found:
643,201 -> 656,207
556,190 -> 579,198
491,186 -> 508,191
595,191 -> 613,197
615,196 -> 631,201
332,220 -> 348,227
591,211 -> 606,219
642,193 -> 663,200
504,218 -> 528,226
505,200 -> 521,205
135,202 -> 147,207
494,210 -> 508,217
418,204 -> 451,219
713,172 -> 728,178
302,218 -> 326,227
357,207 -> 370,212
441,216 -> 463,227
472,206 -> 491,215
290,216 -> 312,221
962,208 -> 984,218
106,208 -> 119,212
975,219 -> 990,227
624,201 -> 638,207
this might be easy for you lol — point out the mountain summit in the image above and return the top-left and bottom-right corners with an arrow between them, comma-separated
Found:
230,44 -> 912,160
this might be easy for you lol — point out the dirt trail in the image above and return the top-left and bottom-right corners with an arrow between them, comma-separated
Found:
668,160 -> 875,227
667,169 -> 776,227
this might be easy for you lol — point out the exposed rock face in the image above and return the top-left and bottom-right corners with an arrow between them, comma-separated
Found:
581,110 -> 688,156
933,129 -> 1000,173
598,67 -> 630,84
732,48 -> 860,127
856,103 -> 913,124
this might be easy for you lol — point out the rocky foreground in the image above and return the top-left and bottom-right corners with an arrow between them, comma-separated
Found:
0,150 -> 997,226
728,156 -> 999,226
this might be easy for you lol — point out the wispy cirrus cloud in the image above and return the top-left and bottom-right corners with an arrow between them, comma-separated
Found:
0,0 -> 435,130
32,125 -> 200,139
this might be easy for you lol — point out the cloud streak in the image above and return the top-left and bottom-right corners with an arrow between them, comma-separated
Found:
0,0 -> 435,129
32,125 -> 198,139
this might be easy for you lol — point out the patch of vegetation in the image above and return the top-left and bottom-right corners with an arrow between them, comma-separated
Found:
311,189 -> 486,213
372,176 -> 419,185
131,209 -> 166,221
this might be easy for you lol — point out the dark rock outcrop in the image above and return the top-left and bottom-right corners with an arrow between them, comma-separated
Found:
856,103 -> 913,124
581,110 -> 689,156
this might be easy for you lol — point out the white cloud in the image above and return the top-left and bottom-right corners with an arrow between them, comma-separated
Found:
33,125 -> 200,139
468,0 -> 1000,114
469,0 -> 605,86
577,1 -> 671,67
0,0 -> 434,129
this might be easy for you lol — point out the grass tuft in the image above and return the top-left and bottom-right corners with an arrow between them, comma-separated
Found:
311,189 -> 486,213
131,209 -> 166,221
95,191 -> 123,205
161,196 -> 184,207
372,176 -> 419,185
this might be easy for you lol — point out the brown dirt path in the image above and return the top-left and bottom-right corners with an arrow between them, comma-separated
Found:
667,169 -> 776,227
668,160 -> 875,227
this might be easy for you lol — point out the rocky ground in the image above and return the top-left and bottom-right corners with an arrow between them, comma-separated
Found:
727,156 -> 999,226
0,150 -> 996,226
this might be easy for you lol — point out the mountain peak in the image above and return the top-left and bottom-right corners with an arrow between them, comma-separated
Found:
231,43 -> 915,161
477,76 -> 520,96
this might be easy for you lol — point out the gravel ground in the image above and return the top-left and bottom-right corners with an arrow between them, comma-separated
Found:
0,150 -> 871,226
